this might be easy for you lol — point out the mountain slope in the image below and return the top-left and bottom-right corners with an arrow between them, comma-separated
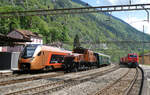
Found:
0,0 -> 150,61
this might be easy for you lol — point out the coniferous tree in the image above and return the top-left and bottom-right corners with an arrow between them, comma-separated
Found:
73,34 -> 80,49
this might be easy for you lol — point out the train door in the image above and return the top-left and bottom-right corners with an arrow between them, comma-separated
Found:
101,56 -> 103,65
36,51 -> 45,68
41,51 -> 45,66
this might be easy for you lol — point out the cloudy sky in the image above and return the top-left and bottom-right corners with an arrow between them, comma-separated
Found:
82,0 -> 150,34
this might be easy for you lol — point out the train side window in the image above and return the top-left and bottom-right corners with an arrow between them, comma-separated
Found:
37,52 -> 41,56
50,55 -> 64,63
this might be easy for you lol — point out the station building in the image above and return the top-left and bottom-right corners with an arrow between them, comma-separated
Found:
0,30 -> 43,71
0,29 -> 43,52
139,53 -> 150,65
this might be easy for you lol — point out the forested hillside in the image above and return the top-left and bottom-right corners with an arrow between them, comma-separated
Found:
0,0 -> 150,61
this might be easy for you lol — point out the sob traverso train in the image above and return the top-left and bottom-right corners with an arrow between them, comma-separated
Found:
18,44 -> 71,71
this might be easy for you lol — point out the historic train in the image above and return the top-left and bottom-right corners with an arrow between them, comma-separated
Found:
18,45 -> 111,72
120,53 -> 139,68
18,44 -> 71,71
63,47 -> 111,72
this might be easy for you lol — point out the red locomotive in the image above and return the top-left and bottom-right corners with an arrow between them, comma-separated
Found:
120,53 -> 139,68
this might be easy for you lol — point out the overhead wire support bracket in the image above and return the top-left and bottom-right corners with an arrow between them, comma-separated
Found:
141,5 -> 149,23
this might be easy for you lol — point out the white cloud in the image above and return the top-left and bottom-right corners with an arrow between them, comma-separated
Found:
96,0 -> 100,4
133,0 -> 150,4
108,0 -> 150,5
124,17 -> 150,34
108,0 -> 118,4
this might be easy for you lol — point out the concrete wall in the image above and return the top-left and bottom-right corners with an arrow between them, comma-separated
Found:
7,46 -> 24,52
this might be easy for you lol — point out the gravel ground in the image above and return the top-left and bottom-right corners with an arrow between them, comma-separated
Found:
0,72 -> 62,82
50,67 -> 130,95
98,68 -> 136,95
0,64 -> 115,82
0,64 -> 116,94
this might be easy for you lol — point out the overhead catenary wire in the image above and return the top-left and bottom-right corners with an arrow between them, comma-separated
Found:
0,3 -> 150,18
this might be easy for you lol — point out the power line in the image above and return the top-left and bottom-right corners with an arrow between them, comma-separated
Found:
0,3 -> 150,18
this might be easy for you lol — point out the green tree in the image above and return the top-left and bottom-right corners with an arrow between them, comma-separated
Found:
73,34 -> 80,49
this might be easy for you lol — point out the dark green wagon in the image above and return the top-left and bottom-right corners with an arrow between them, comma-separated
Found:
94,53 -> 111,67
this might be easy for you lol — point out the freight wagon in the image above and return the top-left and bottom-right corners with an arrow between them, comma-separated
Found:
120,53 -> 139,68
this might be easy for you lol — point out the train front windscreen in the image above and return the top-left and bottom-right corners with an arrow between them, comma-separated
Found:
129,55 -> 137,58
21,45 -> 38,58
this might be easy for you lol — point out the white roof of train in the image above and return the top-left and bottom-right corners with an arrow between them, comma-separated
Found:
97,53 -> 110,58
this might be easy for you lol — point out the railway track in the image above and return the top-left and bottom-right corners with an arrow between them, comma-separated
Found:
125,66 -> 144,95
0,64 -> 116,87
0,72 -> 64,86
5,65 -> 119,95
94,67 -> 139,95
124,68 -> 139,95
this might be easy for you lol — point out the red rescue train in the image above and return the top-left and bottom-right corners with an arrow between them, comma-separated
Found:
120,53 -> 139,68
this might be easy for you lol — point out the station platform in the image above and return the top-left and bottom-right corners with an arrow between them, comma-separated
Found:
139,65 -> 150,95
0,70 -> 13,76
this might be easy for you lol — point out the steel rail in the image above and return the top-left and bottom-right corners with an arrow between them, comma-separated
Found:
5,65 -> 119,95
124,68 -> 138,95
0,3 -> 150,17
31,65 -> 120,95
94,68 -> 131,95
0,72 -> 64,86
94,68 -> 138,95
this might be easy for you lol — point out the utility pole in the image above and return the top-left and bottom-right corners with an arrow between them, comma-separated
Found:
11,0 -> 15,6
129,0 -> 132,5
26,0 -> 28,9
142,25 -> 145,64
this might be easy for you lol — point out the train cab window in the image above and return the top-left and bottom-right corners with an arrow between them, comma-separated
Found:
37,52 -> 41,56
50,55 -> 64,64
129,55 -> 137,58
21,45 -> 37,58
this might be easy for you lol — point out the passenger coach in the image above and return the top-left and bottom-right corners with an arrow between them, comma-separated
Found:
94,53 -> 111,67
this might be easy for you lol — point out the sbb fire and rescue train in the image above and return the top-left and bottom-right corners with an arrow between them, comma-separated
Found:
18,45 -> 111,72
120,53 -> 139,68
